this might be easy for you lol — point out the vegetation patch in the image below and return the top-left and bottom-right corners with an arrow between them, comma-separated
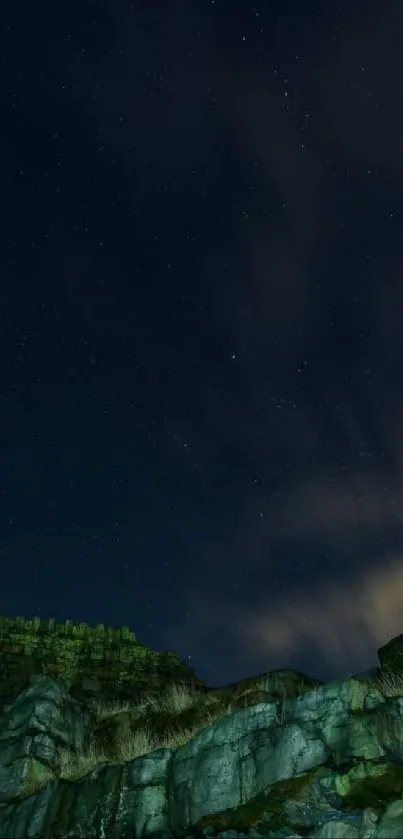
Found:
194,767 -> 326,836
337,761 -> 403,814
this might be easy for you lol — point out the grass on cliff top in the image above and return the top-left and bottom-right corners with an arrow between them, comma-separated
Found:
376,670 -> 403,697
55,679 -> 288,782
37,668 -> 403,790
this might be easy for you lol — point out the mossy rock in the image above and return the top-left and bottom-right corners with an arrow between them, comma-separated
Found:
336,760 -> 403,814
194,766 -> 329,836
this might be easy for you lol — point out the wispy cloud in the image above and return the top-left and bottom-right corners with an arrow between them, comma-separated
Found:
238,558 -> 403,672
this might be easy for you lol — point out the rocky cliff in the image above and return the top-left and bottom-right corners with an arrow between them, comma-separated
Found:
0,615 -> 204,712
2,618 -> 403,837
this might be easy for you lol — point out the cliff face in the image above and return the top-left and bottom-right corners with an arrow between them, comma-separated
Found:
4,617 -> 403,838
0,615 -> 204,711
0,650 -> 402,838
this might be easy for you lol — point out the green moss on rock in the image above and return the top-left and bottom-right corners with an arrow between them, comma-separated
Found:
0,614 -> 203,712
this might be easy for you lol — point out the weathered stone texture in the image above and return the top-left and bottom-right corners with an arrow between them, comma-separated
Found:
0,615 -> 203,712
1,620 -> 403,837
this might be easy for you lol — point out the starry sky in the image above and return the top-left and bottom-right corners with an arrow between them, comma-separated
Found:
2,0 -> 403,690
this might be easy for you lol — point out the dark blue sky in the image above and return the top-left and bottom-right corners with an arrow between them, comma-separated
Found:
2,0 -> 403,689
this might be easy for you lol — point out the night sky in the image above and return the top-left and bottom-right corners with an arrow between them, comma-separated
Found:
2,0 -> 403,691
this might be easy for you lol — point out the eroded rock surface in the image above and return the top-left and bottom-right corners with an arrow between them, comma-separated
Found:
1,638 -> 403,837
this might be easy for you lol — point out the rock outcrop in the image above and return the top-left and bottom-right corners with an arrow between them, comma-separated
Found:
0,615 -> 203,713
2,631 -> 403,837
